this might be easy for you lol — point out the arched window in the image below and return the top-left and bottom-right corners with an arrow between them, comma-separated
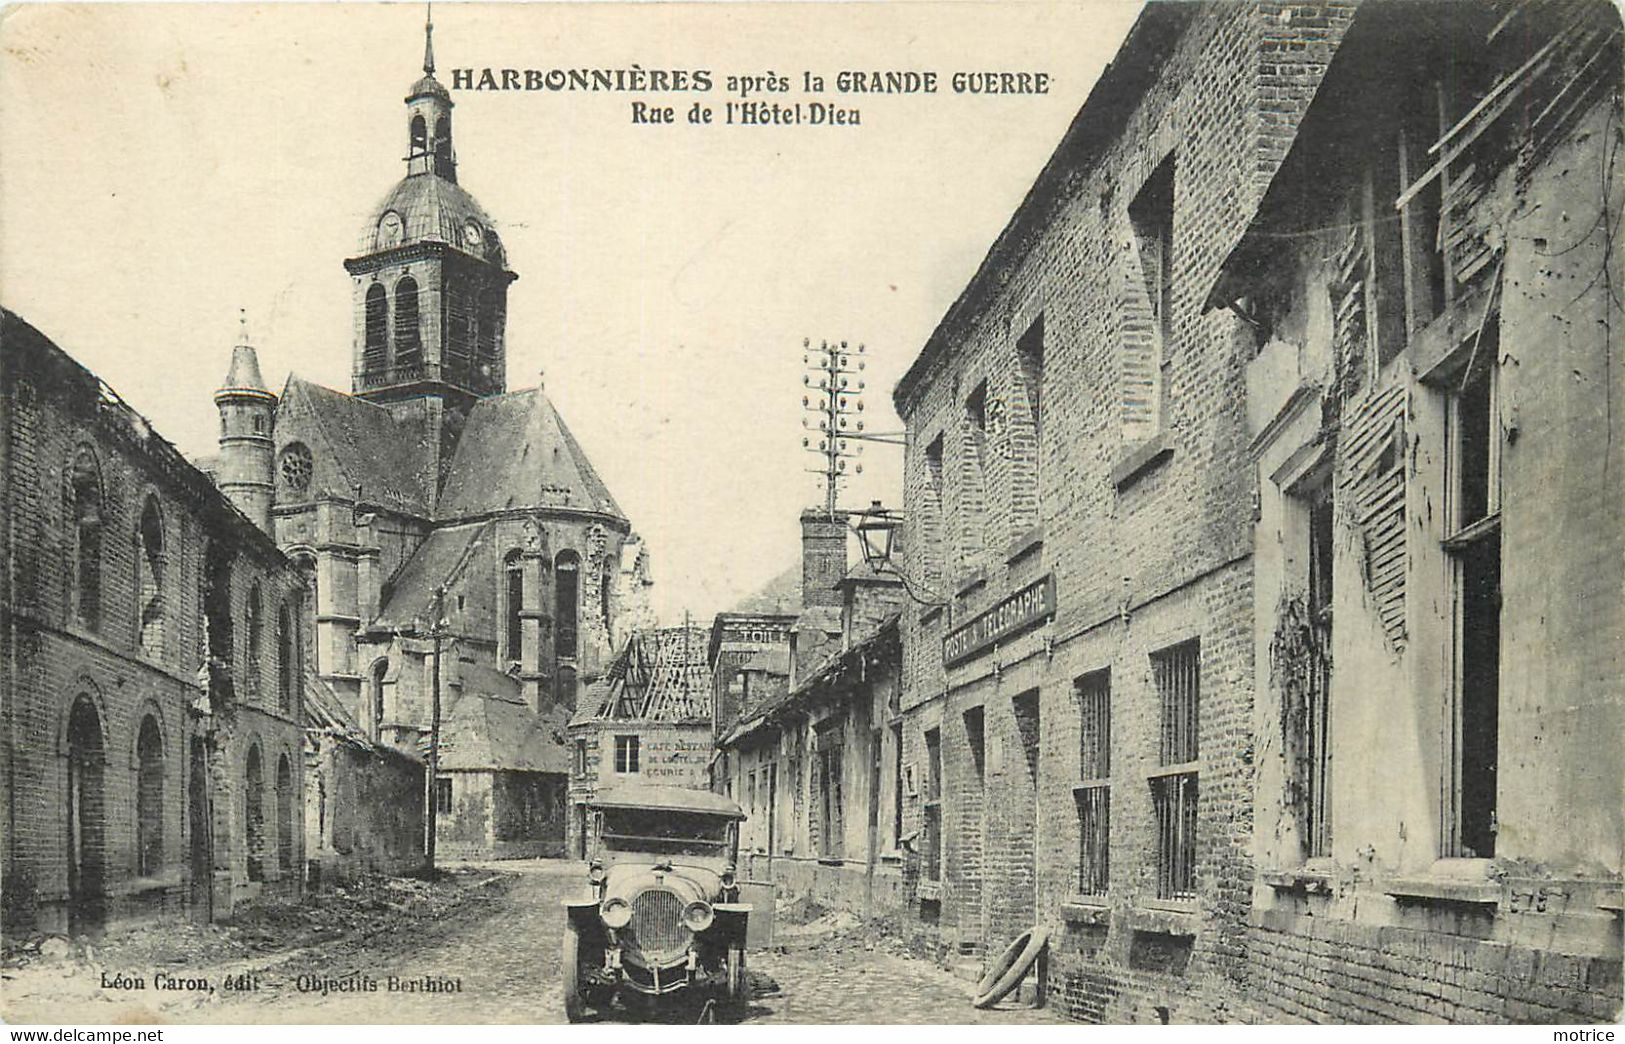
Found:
409,114 -> 427,154
275,754 -> 293,872
202,544 -> 233,690
276,603 -> 294,714
601,565 -> 613,635
370,659 -> 388,740
555,551 -> 580,660
394,276 -> 422,366
504,551 -> 524,664
433,117 -> 452,170
136,715 -> 164,877
66,695 -> 106,931
246,584 -> 262,696
363,283 -> 389,369
68,448 -> 103,630
137,496 -> 165,656
244,744 -> 265,882
290,552 -> 318,676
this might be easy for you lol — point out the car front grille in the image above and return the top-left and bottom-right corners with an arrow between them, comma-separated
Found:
628,887 -> 691,963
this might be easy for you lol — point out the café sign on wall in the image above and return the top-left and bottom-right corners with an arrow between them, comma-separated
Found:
943,573 -> 1056,667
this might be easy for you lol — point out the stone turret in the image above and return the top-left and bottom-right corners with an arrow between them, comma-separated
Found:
214,312 -> 276,532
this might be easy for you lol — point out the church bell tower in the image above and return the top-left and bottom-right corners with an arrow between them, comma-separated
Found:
343,9 -> 517,415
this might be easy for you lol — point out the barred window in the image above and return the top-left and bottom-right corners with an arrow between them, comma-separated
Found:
1155,640 -> 1200,766
1074,669 -> 1111,896
1150,640 -> 1199,901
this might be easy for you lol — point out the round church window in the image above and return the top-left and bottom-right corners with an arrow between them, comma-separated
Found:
279,442 -> 313,494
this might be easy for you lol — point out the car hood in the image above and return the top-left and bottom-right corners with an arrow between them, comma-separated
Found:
603,862 -> 723,903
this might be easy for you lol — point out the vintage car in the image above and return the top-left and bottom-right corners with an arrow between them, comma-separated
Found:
561,785 -> 753,1021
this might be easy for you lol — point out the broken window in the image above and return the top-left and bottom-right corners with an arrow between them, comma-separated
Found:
614,734 -> 640,774
555,551 -> 580,660
68,447 -> 103,631
1304,486 -> 1334,859
244,744 -> 265,882
276,754 -> 294,872
1075,669 -> 1111,896
276,603 -> 294,714
368,659 -> 387,739
966,380 -> 988,435
1126,156 -> 1174,440
137,496 -> 165,657
1017,315 -> 1045,449
504,550 -> 524,664
136,715 -> 163,877
1446,333 -> 1501,859
817,726 -> 844,859
891,721 -> 904,849
963,706 -> 985,781
1150,640 -> 1199,901
923,727 -> 942,883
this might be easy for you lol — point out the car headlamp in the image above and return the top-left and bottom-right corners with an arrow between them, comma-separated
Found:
682,900 -> 715,932
601,897 -> 632,929
720,865 -> 736,888
588,860 -> 606,886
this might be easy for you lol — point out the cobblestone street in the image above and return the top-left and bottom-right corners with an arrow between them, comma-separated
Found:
1,860 -> 1062,1025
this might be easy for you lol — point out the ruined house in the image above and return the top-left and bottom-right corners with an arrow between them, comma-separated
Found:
567,626 -> 715,858
1216,0 -> 1623,1022
2,310 -> 307,938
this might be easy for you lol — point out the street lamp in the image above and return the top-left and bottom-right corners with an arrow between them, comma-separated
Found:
849,500 -> 945,609
853,499 -> 901,569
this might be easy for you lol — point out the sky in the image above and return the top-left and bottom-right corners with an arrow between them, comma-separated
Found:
0,0 -> 1143,623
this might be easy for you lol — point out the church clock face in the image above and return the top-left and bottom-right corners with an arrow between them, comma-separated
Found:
462,220 -> 483,252
378,211 -> 404,248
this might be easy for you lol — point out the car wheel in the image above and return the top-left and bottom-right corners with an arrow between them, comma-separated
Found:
725,945 -> 748,1005
562,924 -> 591,1023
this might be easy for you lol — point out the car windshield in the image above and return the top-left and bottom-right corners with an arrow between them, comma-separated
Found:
599,807 -> 731,858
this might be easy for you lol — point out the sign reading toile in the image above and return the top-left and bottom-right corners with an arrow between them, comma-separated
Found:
942,573 -> 1056,667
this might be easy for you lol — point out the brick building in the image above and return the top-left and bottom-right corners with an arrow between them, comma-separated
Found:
2,310 -> 307,938
1224,0 -> 1623,1023
567,626 -> 714,858
889,1 -> 1351,1023
708,505 -> 908,914
197,24 -> 654,859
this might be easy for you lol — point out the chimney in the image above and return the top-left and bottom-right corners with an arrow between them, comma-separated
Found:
800,508 -> 847,610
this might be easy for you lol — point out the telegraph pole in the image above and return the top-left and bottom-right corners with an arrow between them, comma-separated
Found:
803,339 -> 868,517
802,338 -> 905,517
424,584 -> 444,875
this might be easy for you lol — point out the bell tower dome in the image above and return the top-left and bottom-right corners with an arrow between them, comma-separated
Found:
343,7 -> 517,411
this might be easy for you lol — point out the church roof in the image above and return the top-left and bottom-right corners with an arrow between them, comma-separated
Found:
727,564 -> 802,616
438,388 -> 627,522
280,377 -> 433,516
359,172 -> 503,262
374,520 -> 493,631
437,685 -> 568,774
